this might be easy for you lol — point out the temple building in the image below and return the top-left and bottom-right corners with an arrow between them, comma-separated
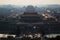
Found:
0,5 -> 60,38
16,5 -> 60,37
16,5 -> 44,36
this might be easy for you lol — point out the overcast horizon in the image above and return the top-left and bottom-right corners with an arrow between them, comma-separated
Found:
0,0 -> 60,6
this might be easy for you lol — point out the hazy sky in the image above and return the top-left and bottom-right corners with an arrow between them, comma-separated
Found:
0,0 -> 60,5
